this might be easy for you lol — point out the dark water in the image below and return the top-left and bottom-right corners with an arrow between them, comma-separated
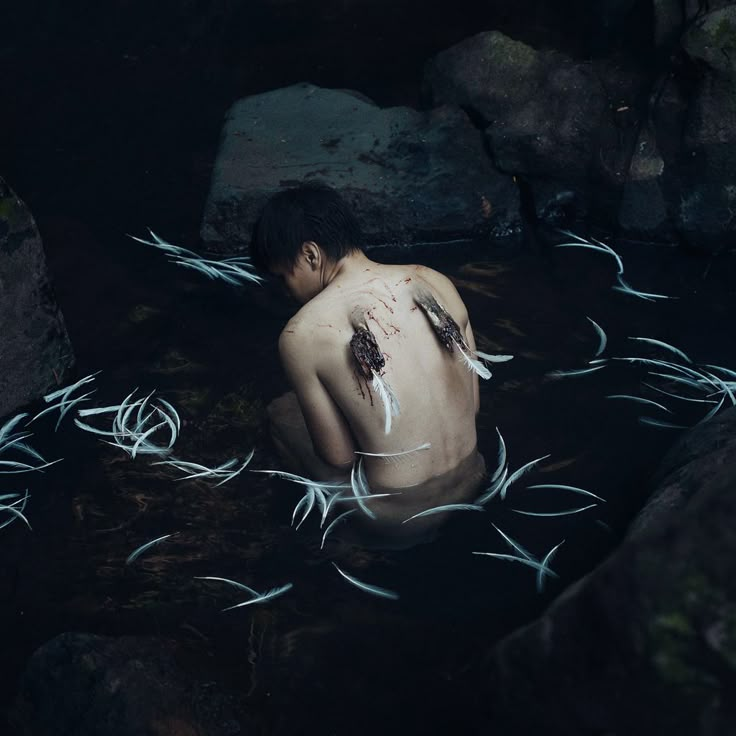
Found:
2,219 -> 735,732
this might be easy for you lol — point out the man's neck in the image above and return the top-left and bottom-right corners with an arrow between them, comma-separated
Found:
322,250 -> 374,289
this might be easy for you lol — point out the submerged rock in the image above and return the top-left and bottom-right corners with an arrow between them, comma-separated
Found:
475,406 -> 736,735
200,83 -> 520,253
0,176 -> 75,419
9,632 -> 243,736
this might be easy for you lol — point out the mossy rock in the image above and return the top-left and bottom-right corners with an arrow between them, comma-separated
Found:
683,6 -> 736,78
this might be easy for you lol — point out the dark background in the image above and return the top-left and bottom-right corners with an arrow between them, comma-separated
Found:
1,0 -> 652,248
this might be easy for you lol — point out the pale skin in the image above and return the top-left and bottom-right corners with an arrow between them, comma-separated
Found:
267,240 -> 482,500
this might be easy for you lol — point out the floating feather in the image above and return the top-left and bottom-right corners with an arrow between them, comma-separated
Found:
194,576 -> 260,597
536,540 -> 565,593
0,413 -> 29,447
130,419 -> 169,459
628,336 -> 692,364
526,484 -> 606,503
371,371 -> 400,434
0,458 -> 62,474
613,274 -> 675,301
646,371 -> 711,392
511,504 -> 598,517
213,452 -> 254,486
125,533 -> 174,564
222,583 -> 293,611
311,485 -> 329,523
128,230 -> 200,258
291,492 -> 310,528
701,363 -> 736,381
321,490 -> 344,527
453,341 -> 492,380
350,457 -> 376,519
620,358 -> 719,389
401,503 -> 484,524
30,391 -> 94,429
475,466 -> 508,506
637,416 -> 688,430
0,490 -> 30,530
586,317 -> 607,357
605,395 -> 672,413
42,371 -> 101,404
472,552 -> 560,577
641,382 -> 717,405
489,427 -> 507,485
321,509 -> 356,549
157,398 -> 182,434
700,370 -> 736,406
0,503 -> 32,530
473,351 -> 514,363
499,454 -> 551,500
0,432 -> 33,455
547,365 -> 606,379
294,486 -> 316,530
491,523 -> 535,561
554,241 -> 624,275
332,563 -> 399,600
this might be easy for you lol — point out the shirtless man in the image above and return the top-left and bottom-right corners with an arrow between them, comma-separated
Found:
252,184 -> 486,541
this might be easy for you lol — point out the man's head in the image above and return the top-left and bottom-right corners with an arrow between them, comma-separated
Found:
251,183 -> 362,302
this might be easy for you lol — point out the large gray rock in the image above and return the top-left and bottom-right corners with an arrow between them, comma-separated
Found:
200,83 -> 521,253
9,633 -> 243,736
0,177 -> 74,419
424,31 -> 639,226
426,32 -> 607,179
474,406 -> 736,735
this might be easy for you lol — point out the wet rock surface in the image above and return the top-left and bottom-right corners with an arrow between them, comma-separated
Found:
474,406 -> 736,736
422,17 -> 736,248
9,632 -> 244,736
200,83 -> 521,253
423,31 -> 648,228
0,176 -> 75,419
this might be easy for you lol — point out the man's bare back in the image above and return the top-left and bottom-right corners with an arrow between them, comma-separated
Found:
253,184 -> 487,541
275,254 -> 482,492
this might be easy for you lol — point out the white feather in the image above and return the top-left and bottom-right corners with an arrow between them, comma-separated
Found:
371,372 -> 400,434
472,351 -> 514,363
586,317 -> 607,357
453,341 -> 492,380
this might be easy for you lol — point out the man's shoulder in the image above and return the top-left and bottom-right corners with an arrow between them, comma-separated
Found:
278,300 -> 340,349
409,264 -> 463,304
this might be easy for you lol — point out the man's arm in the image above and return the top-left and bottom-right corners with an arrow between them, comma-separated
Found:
278,327 -> 357,472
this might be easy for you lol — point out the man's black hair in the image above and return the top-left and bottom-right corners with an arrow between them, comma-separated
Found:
250,183 -> 363,272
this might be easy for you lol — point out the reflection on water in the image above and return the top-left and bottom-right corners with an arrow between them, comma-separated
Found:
2,230 -> 735,732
